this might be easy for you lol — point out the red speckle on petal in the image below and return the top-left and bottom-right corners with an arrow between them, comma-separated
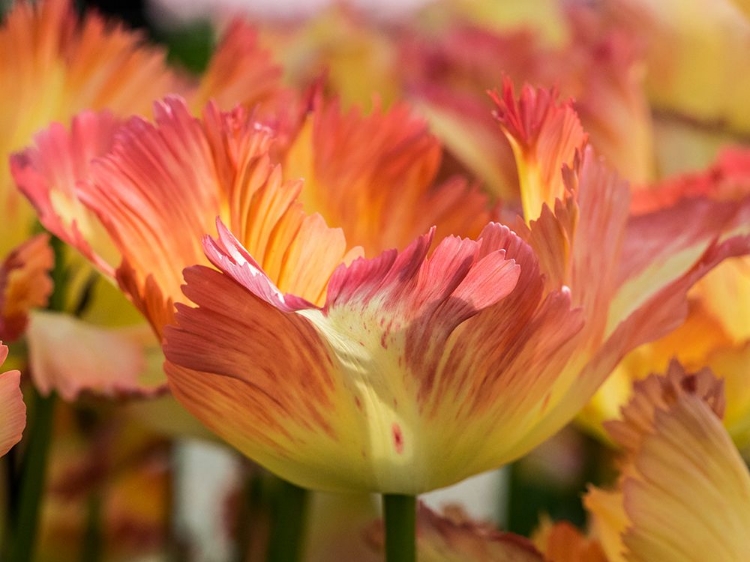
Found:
354,396 -> 362,411
392,423 -> 404,454
381,332 -> 388,349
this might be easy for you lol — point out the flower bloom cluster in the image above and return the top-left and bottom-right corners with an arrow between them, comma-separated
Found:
3,0 -> 750,559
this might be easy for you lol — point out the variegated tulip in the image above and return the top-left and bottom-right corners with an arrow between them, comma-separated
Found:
15,80 -> 750,494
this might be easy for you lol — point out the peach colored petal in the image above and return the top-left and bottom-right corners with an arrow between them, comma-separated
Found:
164,223 -> 583,493
368,504 -> 544,562
586,363 -> 750,562
582,147 -> 750,440
611,192 -> 750,336
0,234 -> 54,341
490,79 -> 587,222
0,343 -> 24,457
284,97 -> 494,256
583,488 -> 628,562
26,311 -> 164,400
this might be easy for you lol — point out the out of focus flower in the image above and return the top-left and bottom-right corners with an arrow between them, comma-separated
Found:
35,403 -> 171,561
0,234 -> 53,342
0,342 -> 24,456
585,362 -> 750,561
0,0 -> 174,256
596,0 -> 750,176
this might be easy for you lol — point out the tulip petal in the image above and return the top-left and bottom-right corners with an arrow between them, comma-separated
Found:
284,97 -> 494,255
165,222 -> 584,492
11,110 -> 124,274
0,344 -> 24,457
491,79 -> 587,222
27,310 -> 164,400
533,518 -> 607,562
586,363 -> 750,562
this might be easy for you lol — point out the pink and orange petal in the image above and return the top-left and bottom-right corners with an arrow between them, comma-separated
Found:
284,95 -> 495,256
163,220 -> 582,493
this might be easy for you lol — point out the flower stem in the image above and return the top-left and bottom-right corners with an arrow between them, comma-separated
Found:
265,478 -> 308,562
382,494 -> 416,562
8,389 -> 56,562
80,491 -> 103,562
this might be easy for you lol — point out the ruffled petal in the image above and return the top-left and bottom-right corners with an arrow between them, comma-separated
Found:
0,234 -> 54,341
17,97 -> 356,337
586,363 -> 750,562
26,311 -> 164,400
509,125 -> 750,453
165,222 -> 583,493
491,79 -> 587,222
0,343 -> 24,457
284,97 -> 494,256
11,110 -> 124,274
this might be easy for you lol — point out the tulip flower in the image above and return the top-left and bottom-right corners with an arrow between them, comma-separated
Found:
15,76 -> 750,498
585,361 -> 750,562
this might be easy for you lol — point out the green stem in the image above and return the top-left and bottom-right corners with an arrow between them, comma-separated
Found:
8,390 -> 56,562
382,494 -> 416,562
265,478 -> 308,562
6,234 -> 67,560
80,491 -> 103,562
